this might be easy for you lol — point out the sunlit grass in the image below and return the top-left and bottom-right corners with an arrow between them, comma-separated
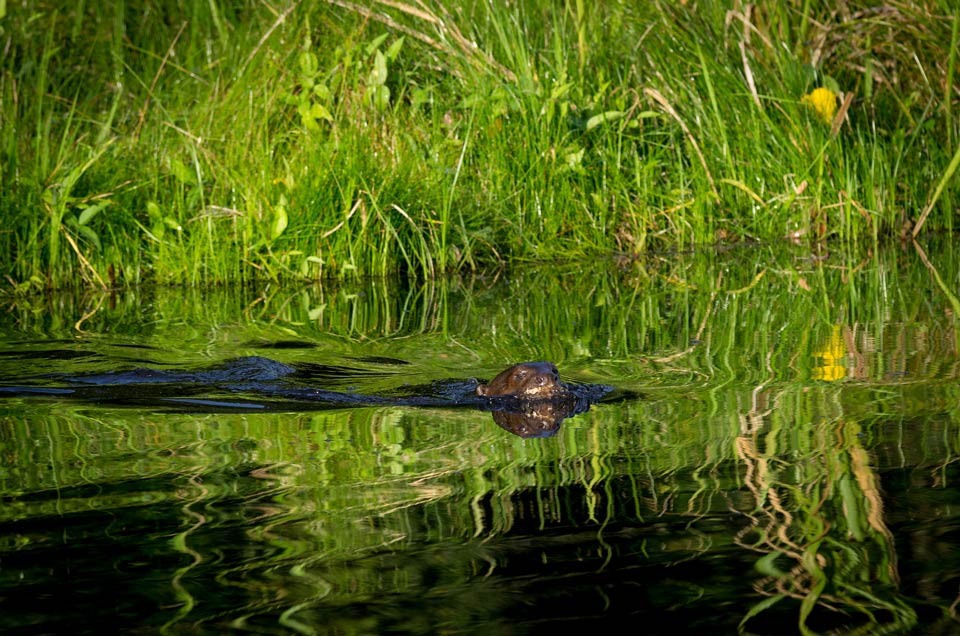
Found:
1,1 -> 957,290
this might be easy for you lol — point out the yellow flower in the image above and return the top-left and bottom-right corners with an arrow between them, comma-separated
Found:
802,87 -> 838,124
812,324 -> 846,381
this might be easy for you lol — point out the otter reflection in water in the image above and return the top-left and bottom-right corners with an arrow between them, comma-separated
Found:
2,357 -> 614,438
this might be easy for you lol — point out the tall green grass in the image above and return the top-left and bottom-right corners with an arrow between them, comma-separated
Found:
1,1 -> 957,290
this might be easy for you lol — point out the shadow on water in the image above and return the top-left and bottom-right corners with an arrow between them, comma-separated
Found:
1,241 -> 960,634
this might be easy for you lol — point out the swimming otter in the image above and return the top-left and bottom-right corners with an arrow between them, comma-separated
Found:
6,357 -> 615,437
475,362 -> 571,399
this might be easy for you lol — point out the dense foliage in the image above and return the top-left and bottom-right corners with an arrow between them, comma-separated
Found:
1,1 -> 957,289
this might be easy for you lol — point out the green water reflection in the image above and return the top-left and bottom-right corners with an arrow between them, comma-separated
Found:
1,243 -> 959,635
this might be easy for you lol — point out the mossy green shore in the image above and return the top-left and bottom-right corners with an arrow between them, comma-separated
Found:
1,1 -> 958,289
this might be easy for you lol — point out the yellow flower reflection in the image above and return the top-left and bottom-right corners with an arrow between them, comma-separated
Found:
802,87 -> 838,124
812,324 -> 846,381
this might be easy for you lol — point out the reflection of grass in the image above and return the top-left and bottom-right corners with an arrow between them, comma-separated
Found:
2,2 -> 958,289
3,242 -> 960,629
736,407 -> 917,635
0,385 -> 953,632
8,239 -> 958,386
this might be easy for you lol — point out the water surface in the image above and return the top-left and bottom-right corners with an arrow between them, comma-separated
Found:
2,243 -> 959,635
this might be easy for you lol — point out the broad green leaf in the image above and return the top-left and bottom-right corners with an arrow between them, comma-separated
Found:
372,50 -> 388,86
77,225 -> 102,251
78,200 -> 111,226
385,37 -> 404,62
310,102 -> 333,122
373,84 -> 390,112
586,110 -> 625,131
299,51 -> 318,78
364,33 -> 389,57
272,196 -> 288,239
299,101 -> 319,131
312,82 -> 331,101
272,209 -> 288,239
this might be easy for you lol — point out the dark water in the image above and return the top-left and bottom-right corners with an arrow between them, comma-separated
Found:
2,244 -> 960,635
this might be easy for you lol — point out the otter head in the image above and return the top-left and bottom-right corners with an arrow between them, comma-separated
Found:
476,362 -> 566,399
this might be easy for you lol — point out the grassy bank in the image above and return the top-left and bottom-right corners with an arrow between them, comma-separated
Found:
1,1 -> 958,289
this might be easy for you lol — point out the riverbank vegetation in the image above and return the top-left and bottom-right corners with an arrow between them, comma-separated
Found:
1,1 -> 958,289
